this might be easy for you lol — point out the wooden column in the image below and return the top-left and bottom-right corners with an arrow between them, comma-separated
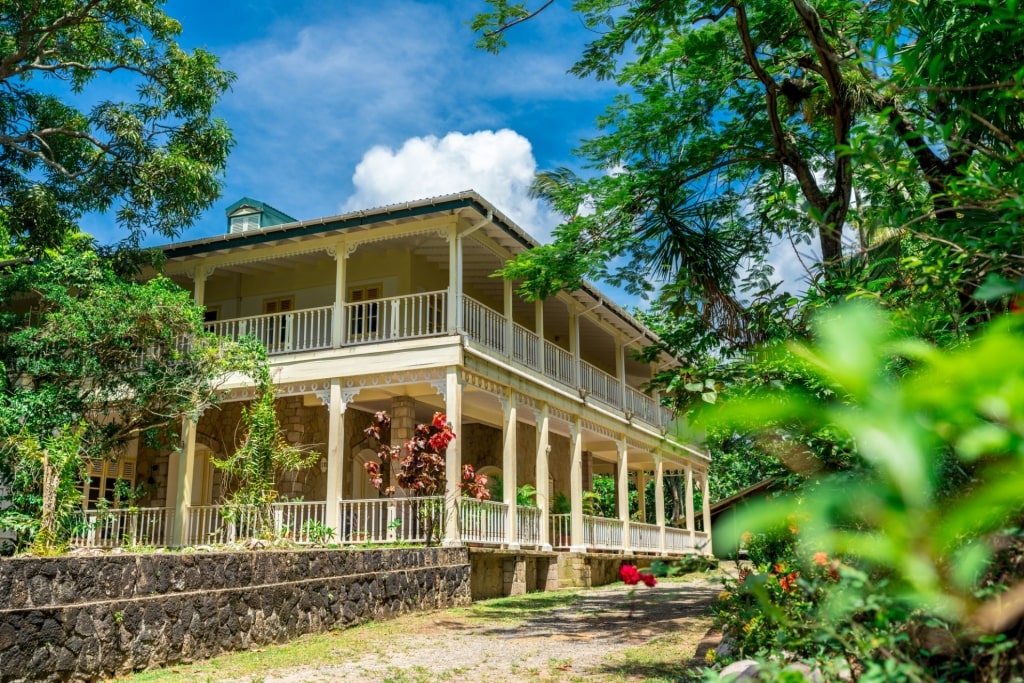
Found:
617,438 -> 631,554
443,366 -> 463,546
502,388 -> 519,549
448,223 -> 461,332
324,379 -> 345,540
655,455 -> 666,555
332,244 -> 346,348
569,417 -> 586,552
685,465 -> 696,550
701,470 -> 713,556
535,403 -> 551,550
636,469 -> 647,523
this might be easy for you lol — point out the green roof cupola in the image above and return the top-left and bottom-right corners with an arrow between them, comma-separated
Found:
225,197 -> 297,234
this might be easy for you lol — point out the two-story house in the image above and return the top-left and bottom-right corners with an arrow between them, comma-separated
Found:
93,191 -> 712,556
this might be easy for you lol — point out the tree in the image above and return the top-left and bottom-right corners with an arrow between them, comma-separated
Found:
476,0 -> 1024,343
0,247 -> 245,550
0,0 -> 234,254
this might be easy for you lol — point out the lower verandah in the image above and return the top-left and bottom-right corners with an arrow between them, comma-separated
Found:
74,386 -> 711,556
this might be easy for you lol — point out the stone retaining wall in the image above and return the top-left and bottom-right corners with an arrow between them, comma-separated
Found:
0,548 -> 470,682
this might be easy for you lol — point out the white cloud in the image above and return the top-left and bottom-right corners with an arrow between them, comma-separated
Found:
343,129 -> 558,241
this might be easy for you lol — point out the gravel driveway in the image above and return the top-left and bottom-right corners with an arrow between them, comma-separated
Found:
264,577 -> 723,683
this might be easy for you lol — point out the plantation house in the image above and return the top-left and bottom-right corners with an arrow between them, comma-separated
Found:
87,191 -> 712,556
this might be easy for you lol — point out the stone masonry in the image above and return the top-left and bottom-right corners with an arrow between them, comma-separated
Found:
0,548 -> 470,682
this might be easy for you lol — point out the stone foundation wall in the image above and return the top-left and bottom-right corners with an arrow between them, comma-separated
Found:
0,548 -> 470,682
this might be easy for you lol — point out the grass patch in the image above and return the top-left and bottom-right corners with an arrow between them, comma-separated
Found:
466,590 -> 582,620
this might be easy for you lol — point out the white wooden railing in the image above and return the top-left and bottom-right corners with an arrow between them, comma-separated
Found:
344,291 -> 447,345
630,521 -> 662,552
462,296 -> 506,354
512,323 -> 541,370
544,341 -> 575,386
624,387 -> 658,425
550,514 -> 572,549
338,497 -> 445,544
665,526 -> 693,553
460,498 -> 508,545
516,506 -> 542,546
187,501 -> 327,545
580,360 -> 622,408
584,514 -> 624,550
205,306 -> 333,355
71,507 -> 171,548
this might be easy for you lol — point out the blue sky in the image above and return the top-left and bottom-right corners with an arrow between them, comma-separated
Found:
75,0 -> 813,299
81,0 -> 617,247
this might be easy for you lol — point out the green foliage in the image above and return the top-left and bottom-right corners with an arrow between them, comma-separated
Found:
0,247 -> 241,550
211,336 -> 316,537
703,303 -> 1024,680
301,520 -> 337,547
0,0 -> 234,254
477,0 -> 1024,352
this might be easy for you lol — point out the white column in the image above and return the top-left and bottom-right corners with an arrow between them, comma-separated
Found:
534,300 -> 544,372
616,340 -> 626,408
332,246 -> 346,348
535,403 -> 551,550
701,470 -> 713,556
617,438 -> 631,554
501,388 -> 519,549
170,418 -> 197,547
504,277 -> 514,358
655,455 -> 666,555
443,366 -> 463,546
324,379 -> 345,540
685,465 -> 696,550
636,469 -> 647,523
569,417 -> 585,552
448,224 -> 461,332
170,265 -> 207,547
569,305 -> 579,385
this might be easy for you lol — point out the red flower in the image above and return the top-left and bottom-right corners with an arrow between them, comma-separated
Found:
432,412 -> 447,430
778,571 -> 799,593
640,573 -> 657,587
620,564 -> 641,585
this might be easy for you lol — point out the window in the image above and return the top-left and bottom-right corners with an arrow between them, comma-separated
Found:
229,211 -> 261,233
348,284 -> 382,339
263,297 -> 294,349
82,455 -> 137,509
203,307 -> 220,324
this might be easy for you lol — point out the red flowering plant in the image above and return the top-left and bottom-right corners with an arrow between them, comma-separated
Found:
620,564 -> 657,587
362,411 -> 490,545
620,564 -> 657,616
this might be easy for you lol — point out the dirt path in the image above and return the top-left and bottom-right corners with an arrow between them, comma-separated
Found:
271,578 -> 722,683
130,576 -> 723,683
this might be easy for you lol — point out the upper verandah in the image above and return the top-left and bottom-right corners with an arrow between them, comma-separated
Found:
159,190 -> 672,358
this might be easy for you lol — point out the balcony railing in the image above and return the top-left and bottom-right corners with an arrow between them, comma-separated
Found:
512,323 -> 540,370
343,291 -> 447,346
186,501 -> 327,545
71,507 -> 172,548
338,497 -> 444,544
630,521 -> 661,553
462,297 -> 506,354
583,514 -> 624,550
580,360 -> 622,408
544,340 -> 574,385
460,498 -> 508,545
625,387 -> 657,424
199,291 -> 668,428
205,306 -> 333,355
83,499 -> 705,554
